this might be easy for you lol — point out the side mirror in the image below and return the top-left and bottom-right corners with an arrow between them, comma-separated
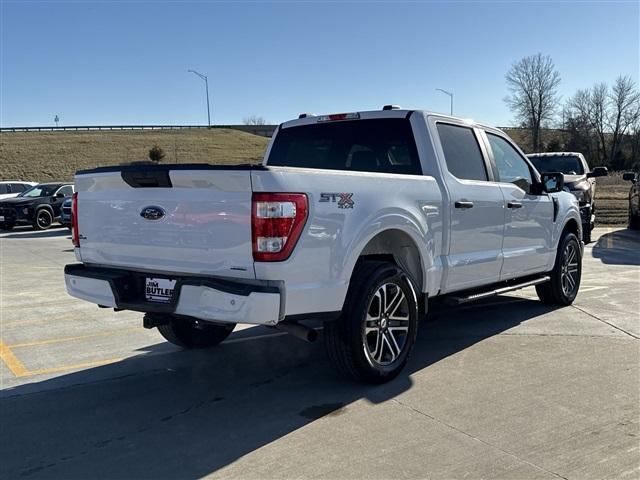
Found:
623,172 -> 637,182
55,192 -> 65,198
586,166 -> 608,178
540,172 -> 564,193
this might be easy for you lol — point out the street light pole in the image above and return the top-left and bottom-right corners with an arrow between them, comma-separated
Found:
436,88 -> 453,116
188,69 -> 211,128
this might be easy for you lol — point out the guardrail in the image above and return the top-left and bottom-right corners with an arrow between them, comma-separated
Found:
0,124 -> 278,137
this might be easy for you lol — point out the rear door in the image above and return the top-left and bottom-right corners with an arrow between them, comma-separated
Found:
75,165 -> 255,279
434,121 -> 506,292
482,132 -> 554,278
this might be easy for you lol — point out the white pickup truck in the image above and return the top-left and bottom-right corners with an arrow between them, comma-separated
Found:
65,108 -> 583,383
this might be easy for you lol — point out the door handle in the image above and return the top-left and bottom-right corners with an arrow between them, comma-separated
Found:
507,202 -> 523,209
454,201 -> 474,209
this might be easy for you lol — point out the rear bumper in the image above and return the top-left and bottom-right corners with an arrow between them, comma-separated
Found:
64,264 -> 282,326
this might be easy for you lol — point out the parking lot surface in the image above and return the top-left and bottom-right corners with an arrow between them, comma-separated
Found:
0,226 -> 638,479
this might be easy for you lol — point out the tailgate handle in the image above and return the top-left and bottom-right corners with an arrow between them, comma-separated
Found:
121,170 -> 172,188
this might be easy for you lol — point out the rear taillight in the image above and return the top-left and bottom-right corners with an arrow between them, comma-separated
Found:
252,193 -> 308,261
71,192 -> 80,247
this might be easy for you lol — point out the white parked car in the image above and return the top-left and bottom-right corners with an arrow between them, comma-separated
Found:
0,181 -> 37,200
65,107 -> 583,383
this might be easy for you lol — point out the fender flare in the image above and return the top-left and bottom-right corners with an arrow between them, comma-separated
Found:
342,213 -> 435,294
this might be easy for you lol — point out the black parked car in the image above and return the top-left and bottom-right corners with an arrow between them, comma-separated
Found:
0,183 -> 74,231
527,152 -> 607,243
623,172 -> 640,230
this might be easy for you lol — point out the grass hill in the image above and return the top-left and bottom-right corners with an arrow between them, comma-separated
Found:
0,128 -> 269,182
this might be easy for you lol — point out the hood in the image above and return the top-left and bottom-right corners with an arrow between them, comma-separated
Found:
563,174 -> 589,191
0,197 -> 40,207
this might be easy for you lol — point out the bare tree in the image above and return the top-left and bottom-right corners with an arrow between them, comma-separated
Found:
567,85 -> 608,164
243,115 -> 267,126
505,53 -> 561,151
607,76 -> 640,169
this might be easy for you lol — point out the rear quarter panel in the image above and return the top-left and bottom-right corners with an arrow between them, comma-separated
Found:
251,167 -> 443,316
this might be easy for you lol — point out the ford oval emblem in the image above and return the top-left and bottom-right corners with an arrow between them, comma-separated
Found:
140,206 -> 166,221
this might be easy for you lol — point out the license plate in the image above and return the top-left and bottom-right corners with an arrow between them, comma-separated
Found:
145,277 -> 176,303
0,216 -> 4,221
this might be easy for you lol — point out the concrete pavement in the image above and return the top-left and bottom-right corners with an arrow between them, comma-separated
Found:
0,226 -> 638,479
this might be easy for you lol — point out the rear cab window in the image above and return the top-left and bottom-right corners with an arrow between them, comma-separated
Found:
267,119 -> 422,175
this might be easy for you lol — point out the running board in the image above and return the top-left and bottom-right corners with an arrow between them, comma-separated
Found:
445,276 -> 550,305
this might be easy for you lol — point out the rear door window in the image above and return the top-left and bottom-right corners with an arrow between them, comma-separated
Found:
268,119 -> 422,175
436,123 -> 488,181
10,183 -> 27,193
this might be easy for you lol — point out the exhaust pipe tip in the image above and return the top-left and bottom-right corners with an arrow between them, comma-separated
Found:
276,322 -> 318,343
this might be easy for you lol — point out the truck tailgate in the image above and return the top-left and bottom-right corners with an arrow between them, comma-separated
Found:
74,165 -> 255,279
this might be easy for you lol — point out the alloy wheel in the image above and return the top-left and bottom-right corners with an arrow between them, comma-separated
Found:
363,282 -> 410,366
561,242 -> 579,297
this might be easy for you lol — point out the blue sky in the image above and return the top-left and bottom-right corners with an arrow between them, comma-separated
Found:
1,1 -> 638,127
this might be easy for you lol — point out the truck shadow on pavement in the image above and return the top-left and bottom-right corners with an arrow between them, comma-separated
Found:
591,228 -> 640,266
1,226 -> 70,239
0,296 -> 557,479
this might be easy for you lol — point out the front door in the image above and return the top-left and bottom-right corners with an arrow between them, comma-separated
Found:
483,132 -> 554,279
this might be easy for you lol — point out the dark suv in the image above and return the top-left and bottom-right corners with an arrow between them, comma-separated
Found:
623,172 -> 639,230
0,182 -> 74,231
527,152 -> 607,243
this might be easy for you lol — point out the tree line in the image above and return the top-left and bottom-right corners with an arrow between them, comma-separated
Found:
505,53 -> 640,170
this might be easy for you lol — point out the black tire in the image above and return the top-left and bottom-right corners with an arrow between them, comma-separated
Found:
151,313 -> 235,349
324,261 -> 419,384
0,223 -> 14,231
629,212 -> 640,230
536,232 -> 582,306
33,209 -> 53,230
582,223 -> 592,244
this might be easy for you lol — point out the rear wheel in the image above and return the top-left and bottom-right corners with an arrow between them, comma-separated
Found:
33,209 -> 53,230
536,232 -> 582,306
150,313 -> 235,349
324,261 -> 418,384
629,211 -> 640,230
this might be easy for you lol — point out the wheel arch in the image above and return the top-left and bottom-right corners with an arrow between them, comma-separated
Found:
35,204 -> 55,215
350,227 -> 427,294
562,217 -> 580,239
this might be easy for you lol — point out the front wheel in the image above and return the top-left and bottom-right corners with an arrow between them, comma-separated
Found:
324,261 -> 418,384
536,232 -> 582,305
150,313 -> 235,349
0,223 -> 14,231
33,209 -> 53,230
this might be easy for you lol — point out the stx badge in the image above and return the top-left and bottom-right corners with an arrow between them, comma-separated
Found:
320,193 -> 354,209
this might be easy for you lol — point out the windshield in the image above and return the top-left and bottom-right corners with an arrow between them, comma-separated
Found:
268,119 -> 422,175
18,185 -> 59,198
528,155 -> 585,175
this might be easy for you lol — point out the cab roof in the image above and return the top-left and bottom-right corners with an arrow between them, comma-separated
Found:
281,108 -> 493,131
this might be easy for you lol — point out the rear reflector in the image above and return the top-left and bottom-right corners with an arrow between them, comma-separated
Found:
252,193 -> 308,261
317,112 -> 360,122
71,192 -> 80,247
